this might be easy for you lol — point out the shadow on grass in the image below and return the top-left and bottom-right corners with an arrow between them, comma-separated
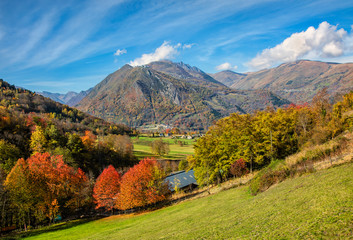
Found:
1,217 -> 101,240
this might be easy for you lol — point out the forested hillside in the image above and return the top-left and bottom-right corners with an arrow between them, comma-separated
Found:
0,79 -> 134,175
0,79 -> 141,231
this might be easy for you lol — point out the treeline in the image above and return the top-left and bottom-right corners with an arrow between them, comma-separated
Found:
4,154 -> 169,231
188,89 -> 353,186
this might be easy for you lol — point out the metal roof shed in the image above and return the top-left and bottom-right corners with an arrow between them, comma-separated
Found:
165,169 -> 198,192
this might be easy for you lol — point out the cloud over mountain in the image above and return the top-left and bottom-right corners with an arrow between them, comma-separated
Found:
129,41 -> 181,66
216,62 -> 238,71
248,22 -> 353,70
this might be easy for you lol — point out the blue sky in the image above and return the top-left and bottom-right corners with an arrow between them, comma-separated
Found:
1,0 -> 353,93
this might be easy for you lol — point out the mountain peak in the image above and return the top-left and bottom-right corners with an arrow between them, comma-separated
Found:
146,60 -> 225,88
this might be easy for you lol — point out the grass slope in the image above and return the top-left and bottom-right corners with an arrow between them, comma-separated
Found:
19,162 -> 353,239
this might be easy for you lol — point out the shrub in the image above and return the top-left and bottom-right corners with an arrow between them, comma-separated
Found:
230,158 -> 248,178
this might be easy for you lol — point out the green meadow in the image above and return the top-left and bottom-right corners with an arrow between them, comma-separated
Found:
13,162 -> 353,239
132,136 -> 195,160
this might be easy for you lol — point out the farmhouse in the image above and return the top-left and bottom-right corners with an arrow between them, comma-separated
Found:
165,170 -> 198,192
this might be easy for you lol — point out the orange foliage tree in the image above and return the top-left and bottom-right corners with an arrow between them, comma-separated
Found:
116,158 -> 169,210
5,152 -> 89,226
93,165 -> 121,211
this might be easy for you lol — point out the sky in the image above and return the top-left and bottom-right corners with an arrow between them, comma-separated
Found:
1,0 -> 353,93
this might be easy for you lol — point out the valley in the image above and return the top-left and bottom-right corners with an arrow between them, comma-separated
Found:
2,2 -> 353,239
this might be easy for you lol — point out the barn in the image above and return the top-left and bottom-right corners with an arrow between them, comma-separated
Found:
165,169 -> 198,192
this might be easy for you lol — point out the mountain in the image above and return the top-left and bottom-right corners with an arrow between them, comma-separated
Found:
38,89 -> 91,106
38,91 -> 66,104
67,88 -> 92,106
77,62 -> 289,130
147,60 -> 224,89
226,60 -> 353,104
211,70 -> 246,87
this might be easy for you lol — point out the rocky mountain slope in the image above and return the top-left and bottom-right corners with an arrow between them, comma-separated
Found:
147,60 -> 224,89
212,60 -> 353,104
77,62 -> 289,130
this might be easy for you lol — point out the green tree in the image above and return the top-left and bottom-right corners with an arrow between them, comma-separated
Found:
4,158 -> 34,231
0,139 -> 21,175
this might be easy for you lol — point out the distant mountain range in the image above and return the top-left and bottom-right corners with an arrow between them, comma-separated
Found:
40,59 -> 353,130
76,61 -> 289,130
38,88 -> 91,106
212,60 -> 353,104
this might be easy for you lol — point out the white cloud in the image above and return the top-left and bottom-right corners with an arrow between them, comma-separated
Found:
129,41 -> 180,66
216,62 -> 238,71
114,49 -> 127,56
183,43 -> 195,49
248,21 -> 353,70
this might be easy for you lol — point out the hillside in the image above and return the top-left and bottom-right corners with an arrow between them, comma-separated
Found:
77,62 -> 289,130
0,79 -> 133,175
15,161 -> 353,239
0,79 -> 129,134
210,70 -> 246,87
221,60 -> 353,104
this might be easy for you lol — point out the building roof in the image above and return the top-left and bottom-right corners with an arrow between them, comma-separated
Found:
164,169 -> 198,191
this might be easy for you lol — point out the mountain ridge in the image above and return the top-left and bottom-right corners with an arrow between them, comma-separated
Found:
77,61 -> 289,130
210,60 -> 353,103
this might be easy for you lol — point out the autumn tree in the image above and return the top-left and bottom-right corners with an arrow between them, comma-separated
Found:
230,159 -> 248,178
151,139 -> 170,156
190,108 -> 299,185
30,125 -> 47,154
81,130 -> 97,150
93,165 -> 121,211
5,153 -> 90,226
103,134 -> 134,160
310,88 -> 334,144
117,158 -> 169,210
65,168 -> 92,212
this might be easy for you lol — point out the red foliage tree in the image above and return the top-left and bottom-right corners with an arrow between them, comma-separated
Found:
116,158 -> 169,210
65,168 -> 91,210
93,165 -> 121,211
230,158 -> 248,178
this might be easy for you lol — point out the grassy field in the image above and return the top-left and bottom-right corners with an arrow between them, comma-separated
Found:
14,162 -> 353,239
132,136 -> 195,160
